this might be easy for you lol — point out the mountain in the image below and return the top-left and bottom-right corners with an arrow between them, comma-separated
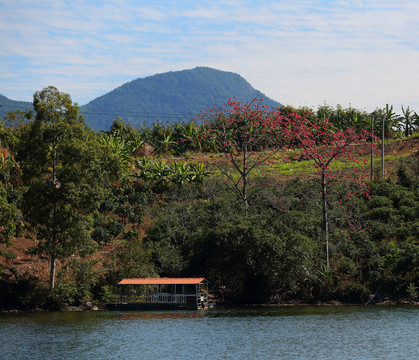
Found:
1,67 -> 282,130
80,67 -> 282,130
0,94 -> 34,120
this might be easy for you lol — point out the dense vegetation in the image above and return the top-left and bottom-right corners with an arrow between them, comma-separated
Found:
0,87 -> 418,310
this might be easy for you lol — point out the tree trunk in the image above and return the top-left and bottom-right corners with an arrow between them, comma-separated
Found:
321,172 -> 330,269
242,147 -> 248,215
50,134 -> 57,289
49,250 -> 56,289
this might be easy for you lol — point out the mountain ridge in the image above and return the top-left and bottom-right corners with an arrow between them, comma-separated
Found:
0,94 -> 34,118
80,67 -> 282,130
1,67 -> 282,130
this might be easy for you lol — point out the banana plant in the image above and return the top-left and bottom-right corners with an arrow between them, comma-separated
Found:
98,134 -> 132,168
384,104 -> 402,138
150,159 -> 171,184
133,157 -> 153,181
133,158 -> 210,187
99,133 -> 144,171
399,106 -> 414,137
181,123 -> 202,151
125,133 -> 145,154
156,132 -> 177,155
188,162 -> 211,184
414,111 -> 419,133
171,160 -> 190,186
343,111 -> 370,132
317,264 -> 340,284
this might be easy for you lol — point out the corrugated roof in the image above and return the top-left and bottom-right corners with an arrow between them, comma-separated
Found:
118,278 -> 208,285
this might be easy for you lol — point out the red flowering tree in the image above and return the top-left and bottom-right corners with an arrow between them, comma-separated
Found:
196,98 -> 286,213
283,113 -> 376,269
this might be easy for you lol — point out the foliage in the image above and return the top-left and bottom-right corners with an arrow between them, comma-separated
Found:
144,182 -> 318,303
2,88 -> 419,308
0,153 -> 21,249
106,235 -> 156,286
197,98 -> 286,212
133,157 -> 210,192
316,103 -> 371,132
50,258 -> 99,308
16,86 -> 121,289
98,118 -> 144,171
283,112 -> 374,268
399,106 -> 416,137
0,184 -> 17,248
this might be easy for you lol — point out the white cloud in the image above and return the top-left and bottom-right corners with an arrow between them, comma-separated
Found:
0,0 -> 418,111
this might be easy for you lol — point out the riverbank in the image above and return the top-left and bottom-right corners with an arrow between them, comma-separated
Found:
2,298 -> 418,313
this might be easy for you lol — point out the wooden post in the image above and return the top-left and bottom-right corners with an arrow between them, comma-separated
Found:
321,172 -> 330,270
370,115 -> 374,181
196,284 -> 199,309
381,113 -> 385,179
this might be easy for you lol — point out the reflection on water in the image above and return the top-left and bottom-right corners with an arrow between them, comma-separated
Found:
0,306 -> 418,360
119,310 -> 205,320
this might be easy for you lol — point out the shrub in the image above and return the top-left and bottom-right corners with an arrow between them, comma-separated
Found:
336,283 -> 370,303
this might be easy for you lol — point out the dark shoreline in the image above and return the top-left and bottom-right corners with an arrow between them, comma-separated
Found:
2,299 -> 418,313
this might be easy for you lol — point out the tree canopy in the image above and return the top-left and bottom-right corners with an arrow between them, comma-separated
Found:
17,86 -> 121,289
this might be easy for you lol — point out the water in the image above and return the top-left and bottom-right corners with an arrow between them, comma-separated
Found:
0,306 -> 418,360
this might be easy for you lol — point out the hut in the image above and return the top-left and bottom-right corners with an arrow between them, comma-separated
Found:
107,278 -> 209,310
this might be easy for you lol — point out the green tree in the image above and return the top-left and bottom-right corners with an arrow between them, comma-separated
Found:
0,184 -> 17,249
283,114 -> 373,269
0,143 -> 21,256
17,86 -> 121,289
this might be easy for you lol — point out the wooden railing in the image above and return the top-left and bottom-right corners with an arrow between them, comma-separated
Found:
108,293 -> 198,304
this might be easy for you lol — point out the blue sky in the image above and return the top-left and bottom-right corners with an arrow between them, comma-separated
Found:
1,0 -> 418,112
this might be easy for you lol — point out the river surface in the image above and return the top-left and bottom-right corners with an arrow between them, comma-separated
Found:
0,306 -> 418,360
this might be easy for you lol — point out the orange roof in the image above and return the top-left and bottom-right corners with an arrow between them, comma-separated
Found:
118,278 -> 208,285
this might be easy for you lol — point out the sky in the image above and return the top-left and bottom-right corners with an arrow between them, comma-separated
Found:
1,0 -> 419,112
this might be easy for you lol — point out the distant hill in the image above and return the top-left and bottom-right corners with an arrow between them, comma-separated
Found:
1,67 -> 282,131
80,67 -> 282,130
0,94 -> 33,120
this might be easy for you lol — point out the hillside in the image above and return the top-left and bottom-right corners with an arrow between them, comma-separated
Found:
80,67 -> 282,130
2,137 -> 418,288
0,95 -> 33,120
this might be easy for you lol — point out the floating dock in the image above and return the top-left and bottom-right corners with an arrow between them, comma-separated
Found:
107,278 -> 209,311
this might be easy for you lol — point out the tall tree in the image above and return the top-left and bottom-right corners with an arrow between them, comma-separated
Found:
0,126 -> 21,253
0,184 -> 17,250
17,87 -> 120,289
284,113 -> 374,269
197,98 -> 285,213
